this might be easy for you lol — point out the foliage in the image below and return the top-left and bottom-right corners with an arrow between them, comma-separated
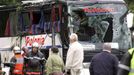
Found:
124,0 -> 134,13
0,0 -> 21,5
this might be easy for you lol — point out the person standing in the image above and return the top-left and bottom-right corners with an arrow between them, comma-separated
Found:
10,46 -> 24,75
89,43 -> 119,75
117,48 -> 134,75
0,53 -> 2,75
24,42 -> 45,75
65,33 -> 84,75
46,47 -> 64,75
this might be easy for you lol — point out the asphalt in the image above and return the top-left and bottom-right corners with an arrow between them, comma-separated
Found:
80,63 -> 90,75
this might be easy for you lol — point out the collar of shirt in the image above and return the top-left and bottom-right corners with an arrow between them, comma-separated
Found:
103,49 -> 111,53
70,41 -> 77,46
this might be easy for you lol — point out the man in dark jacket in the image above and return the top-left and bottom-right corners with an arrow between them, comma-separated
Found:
24,42 -> 45,75
89,43 -> 119,75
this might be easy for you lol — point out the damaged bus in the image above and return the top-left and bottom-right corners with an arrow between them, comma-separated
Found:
0,0 -> 132,70
61,0 -> 132,62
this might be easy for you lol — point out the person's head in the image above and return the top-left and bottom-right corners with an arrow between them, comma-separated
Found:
103,43 -> 111,51
13,46 -> 21,54
51,47 -> 59,53
22,46 -> 29,53
69,33 -> 78,44
32,42 -> 39,53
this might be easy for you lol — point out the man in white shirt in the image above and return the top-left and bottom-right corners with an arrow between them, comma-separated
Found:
66,33 -> 84,75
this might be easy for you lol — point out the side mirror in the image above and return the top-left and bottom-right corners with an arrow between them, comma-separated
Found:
127,12 -> 134,28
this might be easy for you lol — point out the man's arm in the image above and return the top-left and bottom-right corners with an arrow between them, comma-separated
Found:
0,53 -> 1,65
45,56 -> 53,75
10,56 -> 16,63
61,59 -> 65,72
65,46 -> 75,69
113,56 -> 119,75
89,59 -> 94,75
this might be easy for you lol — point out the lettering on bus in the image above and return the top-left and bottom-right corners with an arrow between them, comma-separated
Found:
83,8 -> 115,13
25,36 -> 45,46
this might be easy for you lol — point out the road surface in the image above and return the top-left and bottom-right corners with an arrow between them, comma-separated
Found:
80,63 -> 90,75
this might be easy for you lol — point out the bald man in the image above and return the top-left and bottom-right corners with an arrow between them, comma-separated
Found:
65,33 -> 84,75
89,43 -> 119,75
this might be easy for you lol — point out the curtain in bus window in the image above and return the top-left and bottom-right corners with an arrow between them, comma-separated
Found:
9,12 -> 19,36
57,20 -> 60,32
53,21 -> 60,32
18,13 -> 30,32
47,22 -> 51,33
4,18 -> 10,36
39,11 -> 46,33
31,22 -> 41,34
28,11 -> 33,34
29,11 -> 41,34
0,12 -> 9,37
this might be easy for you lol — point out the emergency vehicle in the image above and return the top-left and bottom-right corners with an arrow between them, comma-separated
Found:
0,0 -> 133,75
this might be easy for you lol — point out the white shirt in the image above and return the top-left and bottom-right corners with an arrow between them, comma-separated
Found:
66,41 -> 84,69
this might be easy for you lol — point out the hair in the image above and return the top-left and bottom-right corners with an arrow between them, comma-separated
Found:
51,47 -> 59,53
103,43 -> 111,50
69,33 -> 78,42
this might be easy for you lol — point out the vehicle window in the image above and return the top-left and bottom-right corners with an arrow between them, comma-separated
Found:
70,3 -> 131,49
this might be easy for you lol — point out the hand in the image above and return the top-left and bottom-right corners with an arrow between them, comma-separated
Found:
66,69 -> 71,74
44,70 -> 47,73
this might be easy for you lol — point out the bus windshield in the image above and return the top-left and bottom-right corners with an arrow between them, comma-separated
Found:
69,2 -> 131,49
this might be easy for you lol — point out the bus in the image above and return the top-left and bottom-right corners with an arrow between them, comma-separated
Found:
0,0 -> 132,64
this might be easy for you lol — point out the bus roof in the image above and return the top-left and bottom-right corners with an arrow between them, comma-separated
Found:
65,0 -> 125,2
90,0 -> 125,2
64,0 -> 126,6
64,0 -> 126,4
88,0 -> 125,1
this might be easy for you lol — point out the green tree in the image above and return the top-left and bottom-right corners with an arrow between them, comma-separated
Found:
125,0 -> 134,12
0,0 -> 21,5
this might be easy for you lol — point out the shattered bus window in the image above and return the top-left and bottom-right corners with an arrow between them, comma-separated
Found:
70,2 -> 131,49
